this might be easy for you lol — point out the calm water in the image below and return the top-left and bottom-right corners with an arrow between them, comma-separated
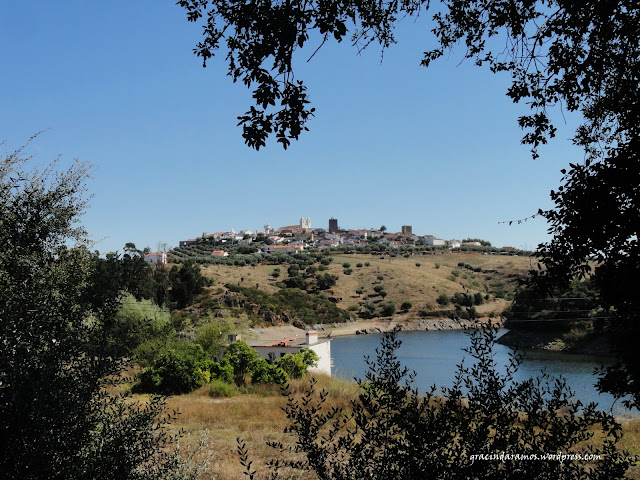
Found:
331,330 -> 638,418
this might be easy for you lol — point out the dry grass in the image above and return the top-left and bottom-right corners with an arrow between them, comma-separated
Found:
163,374 -> 356,480
198,252 -> 533,321
156,373 -> 640,480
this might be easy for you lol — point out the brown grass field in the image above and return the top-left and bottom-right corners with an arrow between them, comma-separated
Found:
158,374 -> 640,480
200,252 -> 535,321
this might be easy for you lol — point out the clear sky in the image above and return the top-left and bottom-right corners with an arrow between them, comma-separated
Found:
0,1 -> 586,254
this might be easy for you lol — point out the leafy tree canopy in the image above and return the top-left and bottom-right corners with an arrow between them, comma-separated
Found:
0,140 -> 191,478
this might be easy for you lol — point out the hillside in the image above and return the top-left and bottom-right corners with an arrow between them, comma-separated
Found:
182,252 -> 534,328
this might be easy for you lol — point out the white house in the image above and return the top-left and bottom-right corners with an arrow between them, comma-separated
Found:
448,239 -> 462,249
144,252 -> 166,264
247,331 -> 331,376
423,235 -> 446,246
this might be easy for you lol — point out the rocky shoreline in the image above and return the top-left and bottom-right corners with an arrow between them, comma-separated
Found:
250,316 -> 501,342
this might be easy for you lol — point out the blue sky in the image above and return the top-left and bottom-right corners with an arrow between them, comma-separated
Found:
0,1 -> 585,253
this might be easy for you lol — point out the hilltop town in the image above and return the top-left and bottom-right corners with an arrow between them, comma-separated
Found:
162,216 -> 522,263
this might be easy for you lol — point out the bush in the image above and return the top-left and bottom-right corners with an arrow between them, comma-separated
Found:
473,292 -> 484,305
276,348 -> 319,379
136,344 -> 212,395
210,357 -> 234,383
207,378 -> 239,397
316,273 -> 338,290
373,285 -> 385,294
343,268 -> 353,275
380,301 -> 396,316
401,301 -> 412,311
415,262 -> 421,267
342,262 -> 351,268
364,262 -> 371,267
356,263 -> 363,268
436,294 -> 450,306
284,275 -> 307,289
251,357 -> 286,385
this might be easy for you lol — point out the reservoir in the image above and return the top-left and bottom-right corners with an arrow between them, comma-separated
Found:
331,329 -> 638,418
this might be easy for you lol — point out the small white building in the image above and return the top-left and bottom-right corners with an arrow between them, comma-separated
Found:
211,250 -> 229,257
144,252 -> 166,264
423,235 -> 446,246
247,331 -> 332,376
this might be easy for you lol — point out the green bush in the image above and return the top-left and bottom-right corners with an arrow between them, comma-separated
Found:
364,262 -> 371,267
401,301 -> 412,311
342,262 -> 351,268
436,294 -> 450,306
373,285 -> 385,294
343,268 -> 353,275
251,357 -> 286,384
473,292 -> 484,305
207,378 -> 239,398
276,348 -> 319,379
380,301 -> 396,317
210,357 -> 234,383
135,344 -> 212,395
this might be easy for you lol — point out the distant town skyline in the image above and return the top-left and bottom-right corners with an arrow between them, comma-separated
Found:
1,1 -> 582,256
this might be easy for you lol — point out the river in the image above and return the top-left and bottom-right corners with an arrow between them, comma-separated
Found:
330,329 -> 638,418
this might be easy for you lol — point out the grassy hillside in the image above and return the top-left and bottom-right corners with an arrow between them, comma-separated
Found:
185,252 -> 534,326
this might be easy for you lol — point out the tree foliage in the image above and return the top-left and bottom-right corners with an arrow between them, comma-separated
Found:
253,328 -> 635,479
0,141 -> 189,479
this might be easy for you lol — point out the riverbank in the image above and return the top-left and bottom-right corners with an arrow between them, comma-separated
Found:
249,316 -> 502,342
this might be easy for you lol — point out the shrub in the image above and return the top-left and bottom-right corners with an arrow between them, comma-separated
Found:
136,344 -> 212,395
436,294 -> 450,306
316,273 -> 338,290
473,292 -> 484,305
415,262 -> 421,267
373,285 -> 385,294
434,263 -> 440,269
284,275 -> 307,290
376,275 -> 384,281
380,301 -> 396,316
355,286 -> 365,295
251,357 -> 286,385
401,301 -> 412,311
276,349 -> 319,379
364,262 -> 371,267
342,262 -> 351,268
207,378 -> 239,397
210,357 -> 234,383
343,268 -> 353,275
